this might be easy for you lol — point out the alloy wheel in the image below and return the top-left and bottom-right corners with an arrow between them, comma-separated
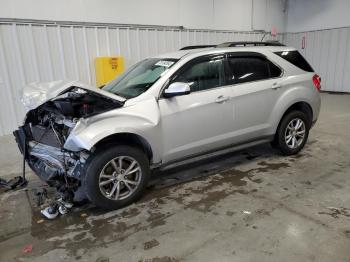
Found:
98,156 -> 142,200
284,118 -> 306,149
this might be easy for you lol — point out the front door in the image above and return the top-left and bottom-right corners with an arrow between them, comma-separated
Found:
158,54 -> 235,163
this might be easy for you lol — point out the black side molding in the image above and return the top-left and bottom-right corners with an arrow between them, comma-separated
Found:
217,41 -> 285,47
180,45 -> 215,50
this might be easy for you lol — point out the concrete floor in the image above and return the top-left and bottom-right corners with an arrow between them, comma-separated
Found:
0,93 -> 350,262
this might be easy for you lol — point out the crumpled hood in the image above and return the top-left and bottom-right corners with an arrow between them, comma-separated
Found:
22,80 -> 126,112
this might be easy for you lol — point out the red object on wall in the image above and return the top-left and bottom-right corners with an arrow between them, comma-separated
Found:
271,27 -> 278,37
302,36 -> 306,49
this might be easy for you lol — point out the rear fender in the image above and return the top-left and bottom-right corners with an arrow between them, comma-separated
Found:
269,79 -> 320,134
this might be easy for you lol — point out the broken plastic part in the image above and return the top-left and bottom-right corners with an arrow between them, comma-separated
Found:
41,204 -> 59,219
57,198 -> 74,209
58,205 -> 68,215
35,188 -> 48,206
29,141 -> 69,170
0,176 -> 27,190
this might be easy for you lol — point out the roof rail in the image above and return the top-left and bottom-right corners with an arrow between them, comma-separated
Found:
216,41 -> 285,48
179,45 -> 215,50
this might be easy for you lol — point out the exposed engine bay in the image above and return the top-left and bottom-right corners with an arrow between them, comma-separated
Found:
14,86 -> 123,201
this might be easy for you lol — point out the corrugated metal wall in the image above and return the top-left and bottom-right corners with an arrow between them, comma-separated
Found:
284,27 -> 350,93
0,21 -> 282,136
3,21 -> 350,137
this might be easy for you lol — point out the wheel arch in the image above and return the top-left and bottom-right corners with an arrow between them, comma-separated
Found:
273,101 -> 313,140
279,101 -> 313,127
92,132 -> 154,162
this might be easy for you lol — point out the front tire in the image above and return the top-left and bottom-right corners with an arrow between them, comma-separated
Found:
275,111 -> 310,155
84,145 -> 150,210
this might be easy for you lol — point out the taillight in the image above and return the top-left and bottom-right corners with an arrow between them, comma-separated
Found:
312,74 -> 321,91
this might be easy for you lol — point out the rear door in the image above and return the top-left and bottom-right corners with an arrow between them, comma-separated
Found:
225,52 -> 283,142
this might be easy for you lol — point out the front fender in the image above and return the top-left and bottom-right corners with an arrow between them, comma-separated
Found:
64,98 -> 162,162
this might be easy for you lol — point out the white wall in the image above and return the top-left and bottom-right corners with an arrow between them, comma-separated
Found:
285,28 -> 350,93
287,0 -> 350,32
0,22 -> 283,136
285,0 -> 350,94
0,0 -> 287,32
0,0 -> 288,136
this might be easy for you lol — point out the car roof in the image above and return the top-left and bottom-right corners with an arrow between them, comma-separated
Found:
154,48 -> 211,59
153,45 -> 297,60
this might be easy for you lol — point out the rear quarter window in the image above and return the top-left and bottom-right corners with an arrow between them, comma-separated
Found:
274,50 -> 314,72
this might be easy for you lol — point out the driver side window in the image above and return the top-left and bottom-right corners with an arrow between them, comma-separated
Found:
172,56 -> 225,92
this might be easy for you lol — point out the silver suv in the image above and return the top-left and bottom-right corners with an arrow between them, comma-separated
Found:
14,42 -> 321,209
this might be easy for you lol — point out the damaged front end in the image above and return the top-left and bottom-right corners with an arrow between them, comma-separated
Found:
14,83 -> 124,200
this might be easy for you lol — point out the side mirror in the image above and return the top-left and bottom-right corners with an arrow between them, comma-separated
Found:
163,82 -> 191,98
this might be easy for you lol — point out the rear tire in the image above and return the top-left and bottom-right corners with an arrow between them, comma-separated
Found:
84,145 -> 150,210
275,111 -> 310,155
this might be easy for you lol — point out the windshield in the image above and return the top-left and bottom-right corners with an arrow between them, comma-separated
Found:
103,58 -> 178,99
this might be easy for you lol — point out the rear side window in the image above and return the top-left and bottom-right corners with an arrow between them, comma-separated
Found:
274,51 -> 314,72
226,56 -> 282,84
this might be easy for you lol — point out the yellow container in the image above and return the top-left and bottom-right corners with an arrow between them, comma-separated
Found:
95,56 -> 125,87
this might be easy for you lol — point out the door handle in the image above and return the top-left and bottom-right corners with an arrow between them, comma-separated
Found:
215,95 -> 230,103
272,82 -> 282,90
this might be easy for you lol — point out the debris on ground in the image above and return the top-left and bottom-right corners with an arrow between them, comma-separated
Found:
58,198 -> 74,209
144,239 -> 160,250
142,256 -> 179,262
22,244 -> 33,254
0,176 -> 27,190
96,257 -> 110,262
318,207 -> 350,218
40,198 -> 74,219
35,188 -> 48,206
242,210 -> 251,215
41,203 -> 59,219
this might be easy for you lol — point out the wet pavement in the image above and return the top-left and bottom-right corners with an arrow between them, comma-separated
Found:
0,93 -> 350,262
